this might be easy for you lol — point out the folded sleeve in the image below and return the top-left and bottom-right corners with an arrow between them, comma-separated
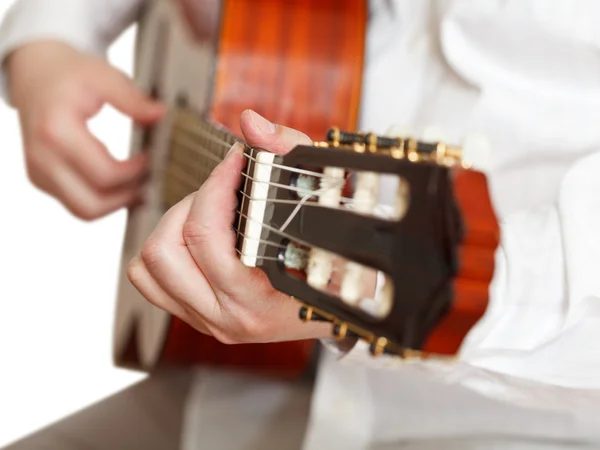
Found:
0,0 -> 145,100
323,149 -> 600,391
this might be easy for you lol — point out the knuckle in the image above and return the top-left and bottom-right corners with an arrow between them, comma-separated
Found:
64,198 -> 103,222
140,240 -> 168,272
74,206 -> 102,222
88,168 -> 116,191
182,219 -> 212,247
126,259 -> 144,287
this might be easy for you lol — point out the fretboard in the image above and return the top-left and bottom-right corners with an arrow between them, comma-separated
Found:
162,107 -> 255,252
163,108 -> 239,208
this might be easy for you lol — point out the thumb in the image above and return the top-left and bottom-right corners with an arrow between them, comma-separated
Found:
240,109 -> 312,154
95,64 -> 165,123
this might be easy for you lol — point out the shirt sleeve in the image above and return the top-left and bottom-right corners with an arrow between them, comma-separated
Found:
323,149 -> 600,392
0,0 -> 145,100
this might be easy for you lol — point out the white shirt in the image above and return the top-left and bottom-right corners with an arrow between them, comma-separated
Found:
2,1 -> 600,449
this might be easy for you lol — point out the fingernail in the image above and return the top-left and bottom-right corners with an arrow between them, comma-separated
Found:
227,142 -> 244,157
249,110 -> 276,134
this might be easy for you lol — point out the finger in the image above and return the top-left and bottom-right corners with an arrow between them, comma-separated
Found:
44,151 -> 143,220
127,255 -> 187,318
127,255 -> 211,335
184,143 -> 272,297
93,64 -> 165,124
140,193 -> 219,322
49,110 -> 149,190
240,109 -> 312,154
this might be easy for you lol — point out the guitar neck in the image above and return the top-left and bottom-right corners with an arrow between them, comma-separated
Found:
162,107 -> 252,248
163,108 -> 238,207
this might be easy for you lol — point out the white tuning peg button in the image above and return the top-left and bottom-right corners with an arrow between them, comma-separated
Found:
384,124 -> 413,138
462,133 -> 492,172
421,125 -> 448,143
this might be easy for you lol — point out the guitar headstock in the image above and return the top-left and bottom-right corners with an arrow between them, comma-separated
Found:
245,126 -> 499,358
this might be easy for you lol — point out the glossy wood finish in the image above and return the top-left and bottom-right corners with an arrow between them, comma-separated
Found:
210,0 -> 366,139
162,319 -> 316,376
157,0 -> 366,375
423,169 -> 500,355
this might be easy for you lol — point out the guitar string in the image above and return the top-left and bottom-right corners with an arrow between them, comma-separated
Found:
174,125 -> 336,179
164,116 -> 359,262
164,153 -> 354,203
164,180 -> 380,281
232,248 -> 360,285
233,210 -> 372,282
161,115 -> 382,288
165,182 -> 365,276
235,249 -> 280,262
172,121 -> 345,182
164,173 -> 322,250
237,189 -> 358,209
164,167 -> 347,236
233,248 -> 360,282
169,118 -> 360,216
165,182 -> 378,289
168,133 -> 359,203
235,230 -> 288,250
166,162 -> 349,234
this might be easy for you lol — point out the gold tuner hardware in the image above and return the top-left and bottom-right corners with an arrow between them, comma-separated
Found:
298,306 -> 313,322
446,145 -> 462,160
435,142 -> 447,164
327,127 -> 341,147
332,322 -> 360,340
369,336 -> 389,357
390,139 -> 405,160
366,132 -> 378,153
332,322 -> 349,340
407,139 -> 419,162
298,305 -> 328,323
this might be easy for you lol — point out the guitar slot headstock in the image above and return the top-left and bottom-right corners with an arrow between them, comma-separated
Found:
253,144 -> 462,353
244,128 -> 499,359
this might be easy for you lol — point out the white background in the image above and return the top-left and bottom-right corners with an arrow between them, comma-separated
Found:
0,1 -> 146,446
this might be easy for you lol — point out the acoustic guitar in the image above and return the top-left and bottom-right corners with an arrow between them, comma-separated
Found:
113,0 -> 499,375
113,0 -> 366,376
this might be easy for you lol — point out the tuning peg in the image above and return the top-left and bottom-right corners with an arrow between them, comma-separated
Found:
299,306 -> 328,322
332,322 -> 358,340
368,336 -> 390,356
384,124 -> 413,138
420,125 -> 448,143
462,133 -> 492,172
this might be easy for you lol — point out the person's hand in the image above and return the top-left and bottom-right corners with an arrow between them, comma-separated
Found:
6,41 -> 165,220
127,110 -> 331,344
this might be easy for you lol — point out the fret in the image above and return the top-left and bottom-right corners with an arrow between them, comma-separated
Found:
161,107 -> 253,251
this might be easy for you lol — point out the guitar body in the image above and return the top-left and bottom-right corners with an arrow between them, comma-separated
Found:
113,0 -> 366,374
